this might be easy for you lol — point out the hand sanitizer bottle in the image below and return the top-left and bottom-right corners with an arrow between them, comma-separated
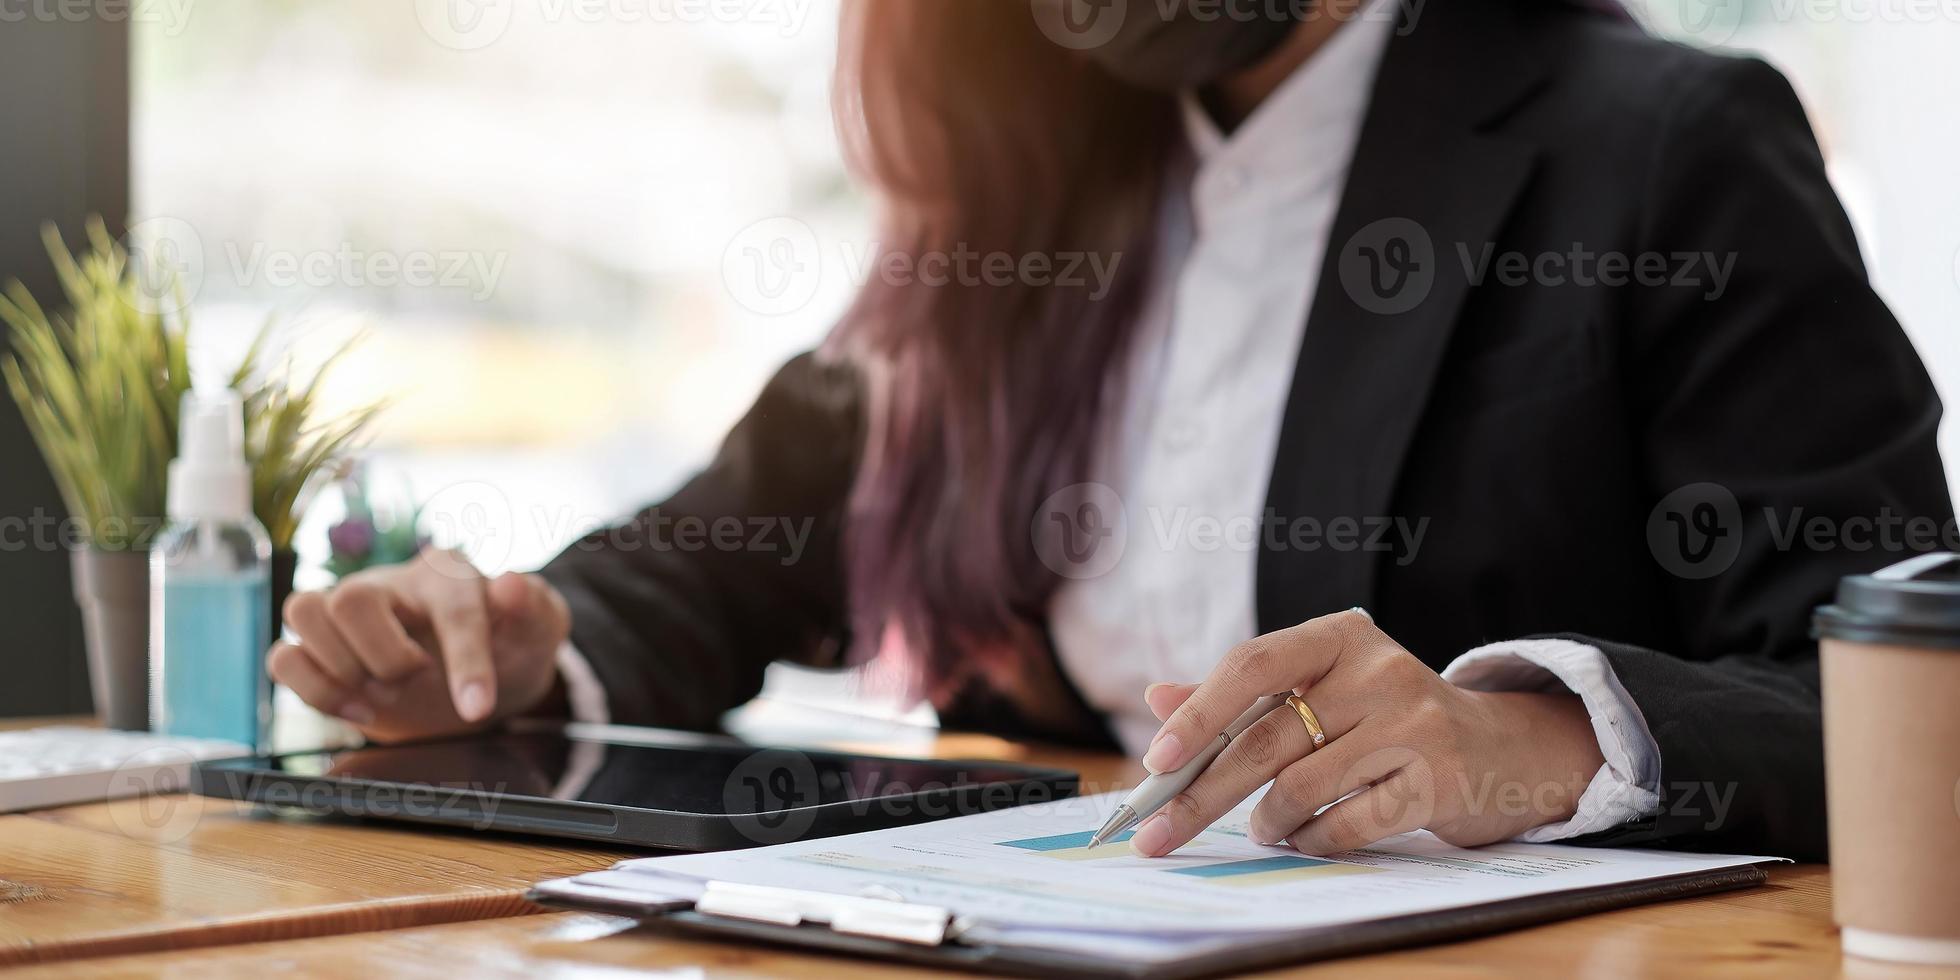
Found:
150,390 -> 273,748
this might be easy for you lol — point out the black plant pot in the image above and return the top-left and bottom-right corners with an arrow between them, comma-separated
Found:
271,548 -> 297,638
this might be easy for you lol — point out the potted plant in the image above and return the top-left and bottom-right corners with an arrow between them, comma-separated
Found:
1,218 -> 380,730
1,222 -> 186,729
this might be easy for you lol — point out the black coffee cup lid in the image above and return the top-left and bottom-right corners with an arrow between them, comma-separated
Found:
1814,553 -> 1960,649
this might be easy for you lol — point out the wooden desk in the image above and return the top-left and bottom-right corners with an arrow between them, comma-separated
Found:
0,725 -> 1119,969
0,721 -> 1892,978
18,867 -> 1914,979
0,793 -> 629,966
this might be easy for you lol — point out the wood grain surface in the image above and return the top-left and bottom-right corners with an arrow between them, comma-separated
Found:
0,792 -> 628,966
0,723 -> 1124,968
16,866 -> 1926,979
2,718 -> 1904,978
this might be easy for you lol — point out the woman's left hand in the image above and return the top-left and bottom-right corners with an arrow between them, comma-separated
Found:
1129,609 -> 1606,857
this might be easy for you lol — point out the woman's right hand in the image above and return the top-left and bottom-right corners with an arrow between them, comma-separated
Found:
267,548 -> 571,743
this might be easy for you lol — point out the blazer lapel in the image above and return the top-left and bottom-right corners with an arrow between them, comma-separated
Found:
1256,0 -> 1548,634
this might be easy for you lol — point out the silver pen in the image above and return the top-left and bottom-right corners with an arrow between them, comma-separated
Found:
1087,692 -> 1293,849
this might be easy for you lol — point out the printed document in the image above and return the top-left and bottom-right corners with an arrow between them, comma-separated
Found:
534,790 -> 1774,961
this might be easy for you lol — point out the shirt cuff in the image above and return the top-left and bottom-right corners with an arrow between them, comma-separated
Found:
556,642 -> 611,726
1441,637 -> 1661,842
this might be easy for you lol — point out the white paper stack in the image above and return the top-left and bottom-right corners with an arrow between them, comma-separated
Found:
533,790 -> 1777,963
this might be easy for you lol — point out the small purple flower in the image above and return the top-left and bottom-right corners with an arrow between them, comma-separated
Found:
329,517 -> 376,561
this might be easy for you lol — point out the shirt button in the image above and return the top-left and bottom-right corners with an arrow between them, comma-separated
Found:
1216,166 -> 1249,195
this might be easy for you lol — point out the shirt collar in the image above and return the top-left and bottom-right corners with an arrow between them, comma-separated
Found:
1179,0 -> 1399,176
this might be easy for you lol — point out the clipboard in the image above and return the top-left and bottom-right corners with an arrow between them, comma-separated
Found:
527,861 -> 1770,978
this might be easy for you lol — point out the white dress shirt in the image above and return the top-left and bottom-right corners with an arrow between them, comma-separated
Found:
566,0 -> 1663,841
1045,1 -> 1662,840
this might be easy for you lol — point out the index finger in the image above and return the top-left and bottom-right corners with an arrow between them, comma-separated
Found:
1132,707 -> 1319,857
1142,608 -> 1374,773
402,554 -> 497,722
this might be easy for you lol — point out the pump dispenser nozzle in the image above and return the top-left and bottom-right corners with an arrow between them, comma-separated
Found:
167,390 -> 252,523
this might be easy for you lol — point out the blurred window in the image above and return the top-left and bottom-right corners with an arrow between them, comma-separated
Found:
135,0 -> 868,577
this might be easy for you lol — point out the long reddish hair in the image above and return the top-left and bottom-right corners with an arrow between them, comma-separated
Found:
826,0 -> 1176,704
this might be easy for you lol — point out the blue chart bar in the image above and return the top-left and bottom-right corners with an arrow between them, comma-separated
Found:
1000,830 -> 1135,852
1170,855 -> 1377,886
1173,856 -> 1335,877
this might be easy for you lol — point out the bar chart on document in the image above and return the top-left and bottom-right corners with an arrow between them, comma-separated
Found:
536,790 -> 1774,963
996,824 -> 1380,884
628,791 -> 1687,938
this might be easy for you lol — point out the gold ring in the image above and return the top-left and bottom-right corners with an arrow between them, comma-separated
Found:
1285,695 -> 1327,749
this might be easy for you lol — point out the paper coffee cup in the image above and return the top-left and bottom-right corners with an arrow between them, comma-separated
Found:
1814,553 -> 1960,965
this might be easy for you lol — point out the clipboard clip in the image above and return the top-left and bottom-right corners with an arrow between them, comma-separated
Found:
694,881 -> 954,946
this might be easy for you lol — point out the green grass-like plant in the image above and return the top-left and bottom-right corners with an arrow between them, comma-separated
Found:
230,323 -> 387,550
1,217 -> 381,552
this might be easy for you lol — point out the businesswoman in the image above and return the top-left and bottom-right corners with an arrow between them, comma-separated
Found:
269,0 -> 1950,861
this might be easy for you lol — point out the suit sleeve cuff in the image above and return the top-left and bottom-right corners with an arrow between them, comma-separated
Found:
556,642 -> 611,726
1441,637 -> 1662,842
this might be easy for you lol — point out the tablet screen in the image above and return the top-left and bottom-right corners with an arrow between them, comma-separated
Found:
254,730 -> 1047,815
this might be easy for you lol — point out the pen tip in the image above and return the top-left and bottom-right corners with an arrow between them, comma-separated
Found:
1087,804 -> 1133,853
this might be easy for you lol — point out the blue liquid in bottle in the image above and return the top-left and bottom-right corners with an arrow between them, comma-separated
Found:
156,566 -> 271,746
151,391 -> 273,750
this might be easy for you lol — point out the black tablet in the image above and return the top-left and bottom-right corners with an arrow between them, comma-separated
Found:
193,722 -> 1079,851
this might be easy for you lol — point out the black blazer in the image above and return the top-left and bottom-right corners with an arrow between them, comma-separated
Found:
541,0 -> 1952,861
